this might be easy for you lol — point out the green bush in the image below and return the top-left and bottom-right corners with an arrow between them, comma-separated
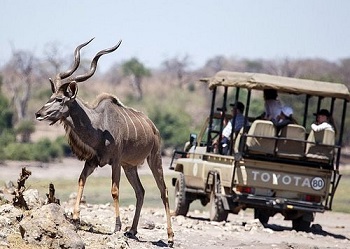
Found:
0,129 -> 16,146
54,136 -> 71,156
3,143 -> 34,161
32,138 -> 64,162
148,105 -> 191,149
0,130 -> 16,161
2,137 -> 66,162
0,95 -> 13,130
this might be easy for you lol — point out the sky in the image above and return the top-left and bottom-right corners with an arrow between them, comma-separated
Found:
1,0 -> 350,71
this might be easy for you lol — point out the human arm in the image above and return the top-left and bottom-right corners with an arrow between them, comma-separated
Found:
311,122 -> 334,132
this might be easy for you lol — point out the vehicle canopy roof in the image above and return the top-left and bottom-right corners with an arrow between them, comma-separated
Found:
200,71 -> 350,101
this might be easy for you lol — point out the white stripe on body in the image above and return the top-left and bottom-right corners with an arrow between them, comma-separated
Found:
129,111 -> 149,141
118,108 -> 130,140
121,108 -> 138,140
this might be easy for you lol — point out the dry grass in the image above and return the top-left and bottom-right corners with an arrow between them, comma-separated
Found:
18,174 -> 206,211
332,175 -> 350,213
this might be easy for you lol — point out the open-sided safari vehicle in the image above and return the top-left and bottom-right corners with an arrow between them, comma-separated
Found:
170,71 -> 350,231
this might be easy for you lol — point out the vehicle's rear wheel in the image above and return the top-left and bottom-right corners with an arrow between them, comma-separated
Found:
174,173 -> 190,216
254,208 -> 270,225
292,215 -> 311,232
209,179 -> 229,222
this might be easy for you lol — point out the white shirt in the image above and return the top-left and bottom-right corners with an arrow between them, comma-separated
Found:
311,122 -> 334,132
222,113 -> 246,139
265,99 -> 282,120
222,122 -> 232,138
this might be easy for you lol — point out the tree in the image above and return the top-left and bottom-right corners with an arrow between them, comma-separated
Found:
2,49 -> 38,122
161,55 -> 191,86
338,58 -> 350,85
41,42 -> 67,76
204,55 -> 229,73
263,58 -> 302,77
121,58 -> 151,100
15,119 -> 35,143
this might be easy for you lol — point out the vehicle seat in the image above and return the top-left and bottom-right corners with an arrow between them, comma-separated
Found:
305,129 -> 335,163
245,120 -> 276,155
276,124 -> 306,158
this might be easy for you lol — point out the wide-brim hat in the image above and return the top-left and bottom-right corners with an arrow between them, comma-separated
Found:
314,109 -> 331,117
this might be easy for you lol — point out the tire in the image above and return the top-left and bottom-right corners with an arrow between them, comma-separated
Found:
174,173 -> 190,216
292,215 -> 311,232
254,208 -> 270,225
209,179 -> 229,222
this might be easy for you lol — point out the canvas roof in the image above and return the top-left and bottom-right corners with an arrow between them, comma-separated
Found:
200,71 -> 350,101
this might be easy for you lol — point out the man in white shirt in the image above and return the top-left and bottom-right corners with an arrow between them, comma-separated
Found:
221,102 -> 246,154
311,109 -> 335,132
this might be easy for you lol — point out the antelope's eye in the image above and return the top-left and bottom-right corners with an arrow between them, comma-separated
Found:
55,97 -> 63,103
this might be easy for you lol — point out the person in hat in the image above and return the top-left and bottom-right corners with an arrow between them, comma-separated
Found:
220,101 -> 247,154
271,106 -> 297,133
311,109 -> 335,132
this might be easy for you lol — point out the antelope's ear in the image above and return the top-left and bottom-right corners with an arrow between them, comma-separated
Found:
49,78 -> 55,93
67,81 -> 78,99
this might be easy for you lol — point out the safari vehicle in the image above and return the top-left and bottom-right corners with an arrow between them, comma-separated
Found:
170,71 -> 349,231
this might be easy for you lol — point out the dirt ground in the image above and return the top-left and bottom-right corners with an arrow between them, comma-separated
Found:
1,158 -> 350,248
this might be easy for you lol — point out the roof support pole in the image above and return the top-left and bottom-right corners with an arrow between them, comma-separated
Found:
207,87 -> 217,152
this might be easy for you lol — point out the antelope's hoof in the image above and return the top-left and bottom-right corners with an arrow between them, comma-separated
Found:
124,230 -> 138,240
70,218 -> 80,229
168,240 -> 174,248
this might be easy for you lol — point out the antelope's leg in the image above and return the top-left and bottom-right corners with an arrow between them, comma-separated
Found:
111,163 -> 122,232
123,166 -> 145,237
147,151 -> 174,246
73,159 -> 97,220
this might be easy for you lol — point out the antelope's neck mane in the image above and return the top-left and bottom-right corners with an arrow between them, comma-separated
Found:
84,93 -> 125,109
63,123 -> 96,161
61,93 -> 125,161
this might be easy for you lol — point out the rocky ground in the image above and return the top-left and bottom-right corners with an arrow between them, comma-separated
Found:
1,158 -> 350,248
1,199 -> 350,249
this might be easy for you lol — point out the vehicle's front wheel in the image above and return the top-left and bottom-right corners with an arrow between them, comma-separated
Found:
174,173 -> 190,216
209,180 -> 228,222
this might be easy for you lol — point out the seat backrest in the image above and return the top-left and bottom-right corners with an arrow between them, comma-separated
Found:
305,129 -> 335,162
245,120 -> 276,155
234,127 -> 244,153
276,124 -> 306,158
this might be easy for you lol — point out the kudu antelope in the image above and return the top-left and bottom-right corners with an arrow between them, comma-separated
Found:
35,39 -> 174,246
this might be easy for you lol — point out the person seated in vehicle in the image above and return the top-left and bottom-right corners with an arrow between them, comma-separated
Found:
271,106 -> 297,134
311,109 -> 336,133
306,109 -> 336,162
256,89 -> 283,120
219,102 -> 248,154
